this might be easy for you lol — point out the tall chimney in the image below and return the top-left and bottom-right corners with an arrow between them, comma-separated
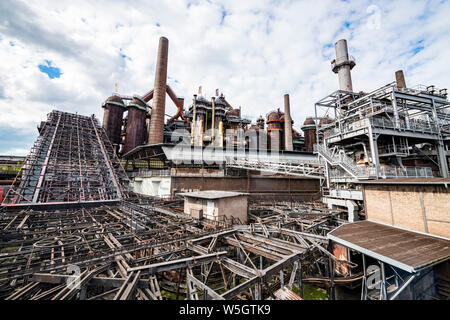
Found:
395,70 -> 407,89
191,94 -> 197,145
332,39 -> 355,92
211,97 -> 216,144
148,36 -> 169,145
283,94 -> 293,151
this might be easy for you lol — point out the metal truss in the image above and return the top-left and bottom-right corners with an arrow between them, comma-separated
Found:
226,158 -> 325,179
0,198 -> 360,300
2,111 -> 130,207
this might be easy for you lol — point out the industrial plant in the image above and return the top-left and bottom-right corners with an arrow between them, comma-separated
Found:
0,35 -> 449,302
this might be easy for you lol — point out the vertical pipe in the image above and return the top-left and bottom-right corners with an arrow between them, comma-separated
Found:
283,94 -> 293,151
191,94 -> 197,145
218,121 -> 223,147
211,97 -> 215,144
148,36 -> 169,145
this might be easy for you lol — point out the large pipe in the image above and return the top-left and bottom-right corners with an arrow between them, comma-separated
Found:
191,94 -> 197,145
395,70 -> 407,89
148,36 -> 169,145
211,97 -> 216,143
283,94 -> 293,151
332,39 -> 355,92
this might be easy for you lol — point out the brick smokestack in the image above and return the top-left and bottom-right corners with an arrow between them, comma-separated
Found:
148,36 -> 169,144
395,70 -> 407,89
283,94 -> 293,151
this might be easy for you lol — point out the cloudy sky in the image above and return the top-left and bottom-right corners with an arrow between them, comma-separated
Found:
0,0 -> 449,155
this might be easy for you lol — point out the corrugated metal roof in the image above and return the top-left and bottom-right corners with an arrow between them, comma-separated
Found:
328,221 -> 450,273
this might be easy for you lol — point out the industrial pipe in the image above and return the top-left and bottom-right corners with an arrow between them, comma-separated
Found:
284,94 -> 293,151
148,36 -> 169,145
191,94 -> 197,145
211,97 -> 216,144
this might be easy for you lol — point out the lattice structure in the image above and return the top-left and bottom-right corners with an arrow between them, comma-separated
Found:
2,111 -> 129,207
0,199 -> 348,300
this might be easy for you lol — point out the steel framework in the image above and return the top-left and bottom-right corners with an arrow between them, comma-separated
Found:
2,111 -> 130,207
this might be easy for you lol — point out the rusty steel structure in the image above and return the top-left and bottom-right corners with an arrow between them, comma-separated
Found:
0,194 -> 356,300
2,111 -> 129,208
102,95 -> 126,154
123,98 -> 148,155
103,36 -> 307,158
0,108 -> 353,301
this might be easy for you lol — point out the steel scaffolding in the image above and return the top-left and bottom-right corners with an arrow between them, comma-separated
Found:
2,111 -> 129,207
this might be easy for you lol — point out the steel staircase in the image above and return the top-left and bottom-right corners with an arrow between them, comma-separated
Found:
314,144 -> 373,180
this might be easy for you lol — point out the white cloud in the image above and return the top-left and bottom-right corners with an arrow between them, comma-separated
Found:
0,0 -> 449,154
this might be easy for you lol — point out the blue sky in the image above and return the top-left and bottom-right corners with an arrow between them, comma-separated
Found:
0,0 -> 449,155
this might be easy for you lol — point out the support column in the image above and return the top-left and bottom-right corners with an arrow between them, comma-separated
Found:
391,92 -> 401,129
436,141 -> 449,178
367,126 -> 380,177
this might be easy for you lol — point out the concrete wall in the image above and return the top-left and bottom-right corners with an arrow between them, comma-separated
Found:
184,196 -> 248,223
132,176 -> 171,197
364,184 -> 450,238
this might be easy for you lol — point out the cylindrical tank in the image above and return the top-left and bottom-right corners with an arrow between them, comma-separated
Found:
301,118 -> 316,152
102,95 -> 125,152
148,36 -> 169,145
267,109 -> 283,151
123,98 -> 147,154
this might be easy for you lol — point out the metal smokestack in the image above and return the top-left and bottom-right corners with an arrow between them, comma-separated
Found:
148,36 -> 169,145
191,94 -> 197,145
332,39 -> 356,92
283,94 -> 293,151
211,97 -> 216,144
395,70 -> 407,89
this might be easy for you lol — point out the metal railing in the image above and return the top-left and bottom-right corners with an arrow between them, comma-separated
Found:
380,166 -> 433,178
131,169 -> 171,178
329,165 -> 433,179
315,144 -> 371,178
371,117 -> 439,133
331,55 -> 356,71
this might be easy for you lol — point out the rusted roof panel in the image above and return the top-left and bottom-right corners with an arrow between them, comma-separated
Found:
328,221 -> 450,273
